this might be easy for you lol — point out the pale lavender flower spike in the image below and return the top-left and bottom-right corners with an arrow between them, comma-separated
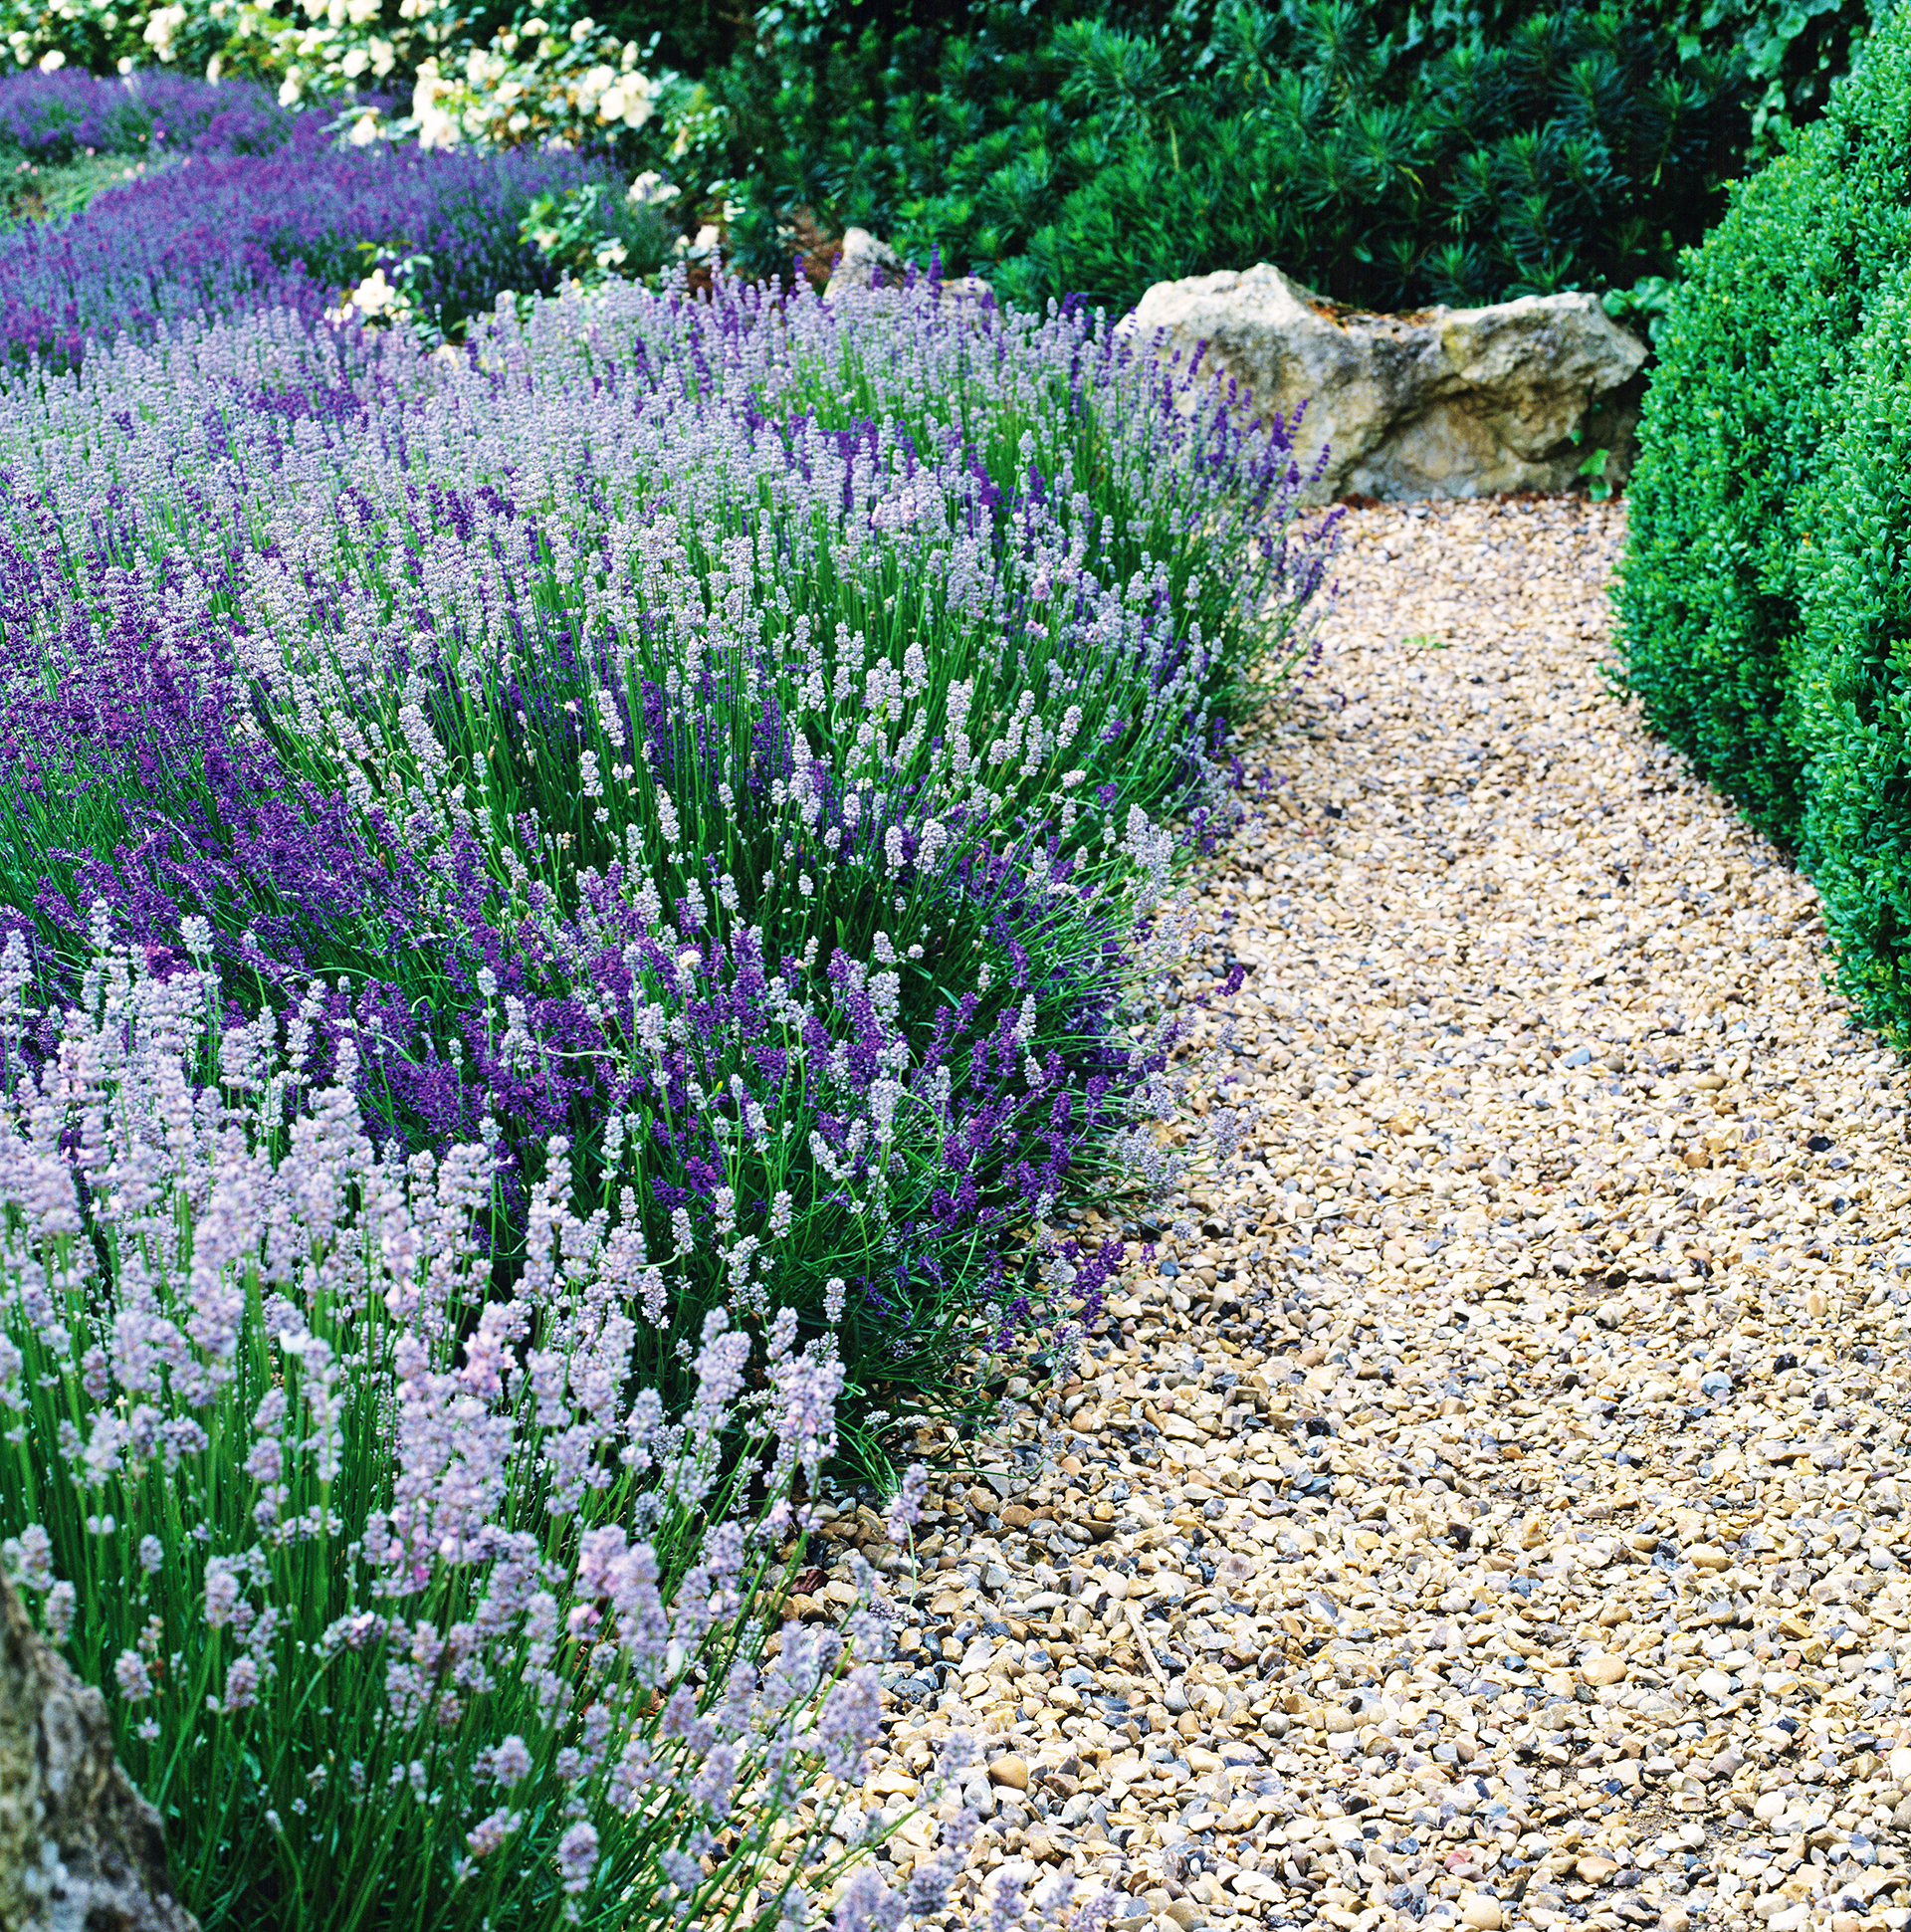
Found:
0,944 -> 891,1929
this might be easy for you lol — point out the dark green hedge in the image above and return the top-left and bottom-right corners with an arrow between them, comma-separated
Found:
1617,0 -> 1911,1044
1796,272 -> 1911,1041
1615,0 -> 1911,849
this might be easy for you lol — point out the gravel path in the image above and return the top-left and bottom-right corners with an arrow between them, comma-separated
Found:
809,494 -> 1911,1932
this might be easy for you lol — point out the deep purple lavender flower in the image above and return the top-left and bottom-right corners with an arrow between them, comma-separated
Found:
0,122 -> 622,369
0,69 -> 296,163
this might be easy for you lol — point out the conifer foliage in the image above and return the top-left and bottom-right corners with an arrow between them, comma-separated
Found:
724,0 -> 1758,315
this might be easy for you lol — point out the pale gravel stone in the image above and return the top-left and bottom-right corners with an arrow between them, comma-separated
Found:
792,495 -> 1911,1932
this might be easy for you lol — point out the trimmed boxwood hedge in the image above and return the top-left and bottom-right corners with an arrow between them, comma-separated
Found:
1614,0 -> 1911,851
1616,0 -> 1911,1045
1797,273 -> 1911,1042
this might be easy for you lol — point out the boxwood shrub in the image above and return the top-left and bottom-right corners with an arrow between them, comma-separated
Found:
1614,0 -> 1911,851
1617,0 -> 1911,1045
1795,273 -> 1911,1042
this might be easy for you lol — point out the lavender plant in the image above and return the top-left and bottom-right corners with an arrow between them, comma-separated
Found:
0,116 -> 648,368
0,266 -> 1335,1440
0,928 -> 928,1930
0,65 -> 296,161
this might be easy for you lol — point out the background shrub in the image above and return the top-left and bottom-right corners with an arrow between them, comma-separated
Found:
953,6 -> 1746,315
0,1 -> 688,161
1791,269 -> 1911,1042
1614,0 -> 1911,850
707,0 -> 1890,311
723,2 -> 1747,314
1615,0 -> 1911,1049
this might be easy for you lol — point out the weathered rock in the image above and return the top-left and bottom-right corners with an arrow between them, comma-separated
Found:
822,228 -> 994,309
823,227 -> 905,299
0,1571 -> 197,1932
1120,261 -> 1646,502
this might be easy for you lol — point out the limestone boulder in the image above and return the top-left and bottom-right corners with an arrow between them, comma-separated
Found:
1120,262 -> 1647,503
0,1571 -> 197,1932
822,229 -> 994,309
823,226 -> 904,299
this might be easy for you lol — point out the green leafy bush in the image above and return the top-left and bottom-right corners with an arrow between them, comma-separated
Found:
711,0 -> 1855,315
1613,0 -> 1911,850
517,175 -> 675,286
982,6 -> 1750,315
1796,273 -> 1911,1039
1616,0 -> 1911,1048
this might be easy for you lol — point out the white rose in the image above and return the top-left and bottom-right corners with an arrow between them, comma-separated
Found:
627,169 -> 676,206
352,270 -> 396,317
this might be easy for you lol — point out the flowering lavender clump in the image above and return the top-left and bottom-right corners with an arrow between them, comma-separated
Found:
0,67 -> 298,162
0,264 -> 1337,1429
0,938 -> 892,1931
0,120 -> 628,368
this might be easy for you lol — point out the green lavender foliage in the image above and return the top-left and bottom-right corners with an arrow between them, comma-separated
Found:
1614,0 -> 1911,851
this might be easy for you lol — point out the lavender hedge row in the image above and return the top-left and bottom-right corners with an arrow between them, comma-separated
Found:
0,67 -> 299,162
0,106 -> 632,369
0,270 -> 1335,1422
0,267 -> 1335,1925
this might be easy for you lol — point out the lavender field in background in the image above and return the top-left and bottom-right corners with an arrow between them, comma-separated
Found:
0,89 -> 633,368
0,65 -> 297,161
